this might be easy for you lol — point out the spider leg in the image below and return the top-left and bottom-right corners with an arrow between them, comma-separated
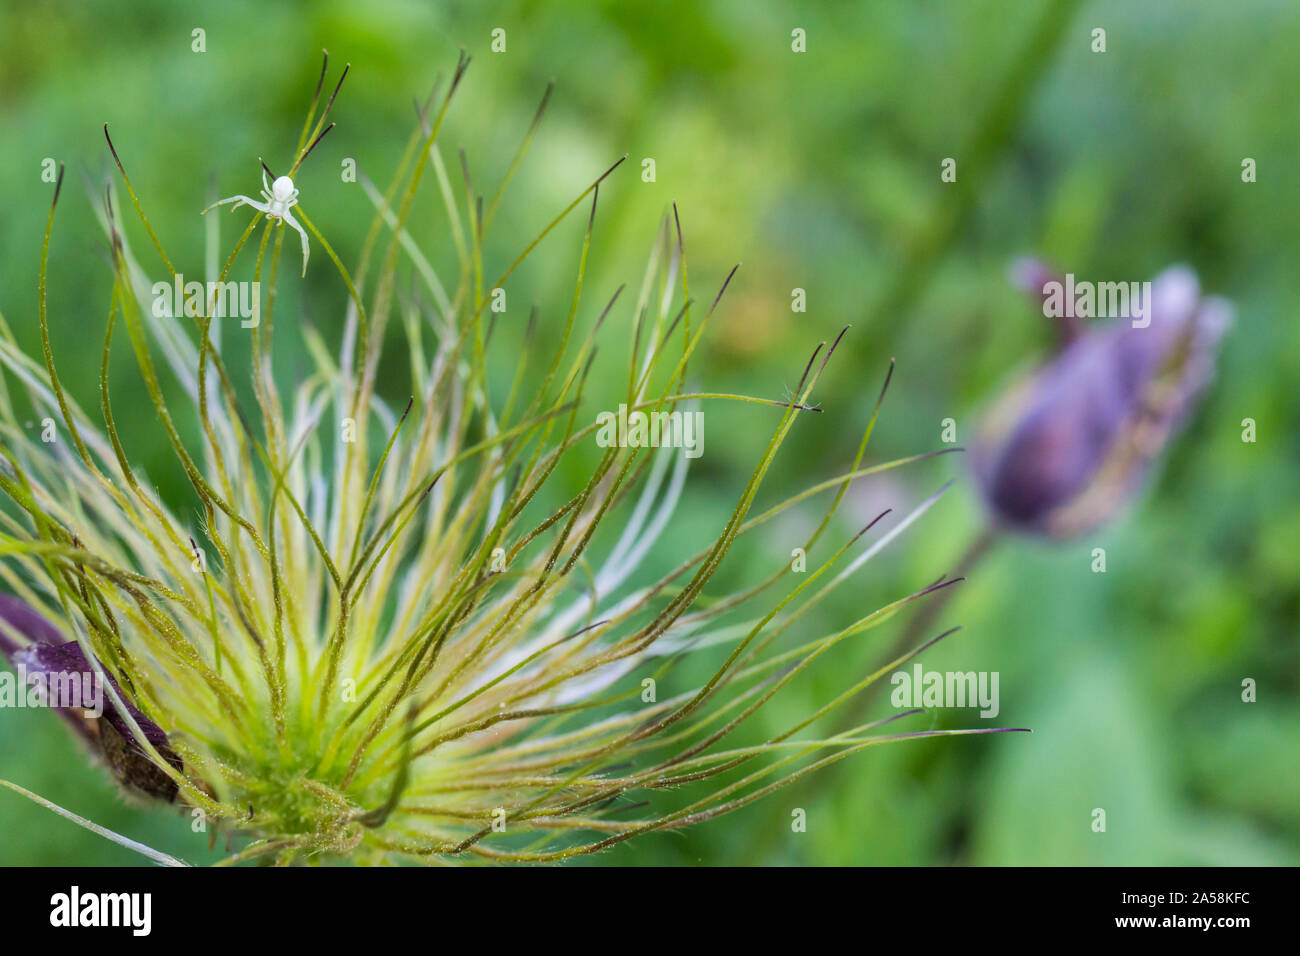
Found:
201,195 -> 264,215
281,207 -> 310,277
231,196 -> 270,215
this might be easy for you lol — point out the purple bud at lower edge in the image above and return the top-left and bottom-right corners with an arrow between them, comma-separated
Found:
0,593 -> 181,797
971,264 -> 1232,540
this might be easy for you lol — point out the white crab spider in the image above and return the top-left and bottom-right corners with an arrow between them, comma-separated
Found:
202,166 -> 310,276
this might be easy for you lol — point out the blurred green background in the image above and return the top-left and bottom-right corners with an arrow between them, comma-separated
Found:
0,0 -> 1296,865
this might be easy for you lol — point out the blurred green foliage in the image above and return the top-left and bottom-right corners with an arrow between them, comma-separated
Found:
0,0 -> 1295,865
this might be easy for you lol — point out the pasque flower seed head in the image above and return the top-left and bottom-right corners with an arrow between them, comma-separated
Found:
0,53 -> 1021,864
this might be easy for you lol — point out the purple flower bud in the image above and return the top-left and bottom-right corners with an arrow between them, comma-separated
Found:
0,594 -> 182,801
971,264 -> 1231,539
0,593 -> 65,650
